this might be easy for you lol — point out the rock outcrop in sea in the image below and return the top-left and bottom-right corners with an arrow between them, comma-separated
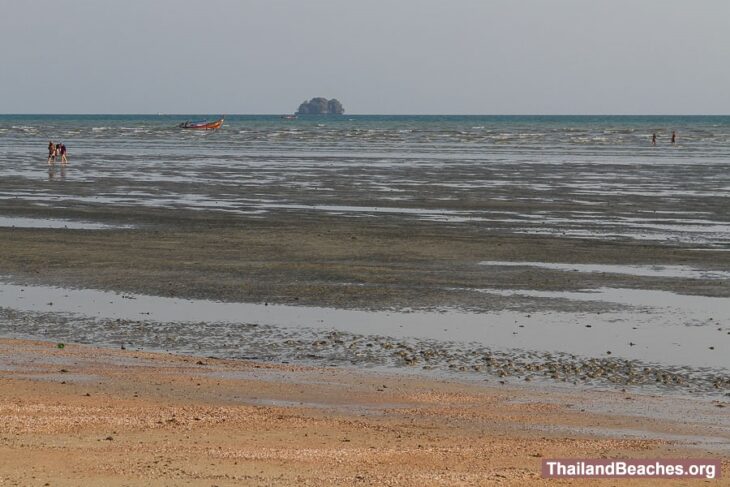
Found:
296,98 -> 344,115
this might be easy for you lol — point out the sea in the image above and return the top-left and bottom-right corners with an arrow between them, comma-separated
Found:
0,115 -> 729,393
1,114 -> 729,247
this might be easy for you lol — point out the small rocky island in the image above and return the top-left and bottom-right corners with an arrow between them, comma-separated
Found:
296,97 -> 345,115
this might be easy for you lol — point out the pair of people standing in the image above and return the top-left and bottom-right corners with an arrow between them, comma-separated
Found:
651,131 -> 676,146
47,141 -> 68,165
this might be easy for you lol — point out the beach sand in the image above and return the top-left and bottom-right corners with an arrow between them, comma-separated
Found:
0,338 -> 727,486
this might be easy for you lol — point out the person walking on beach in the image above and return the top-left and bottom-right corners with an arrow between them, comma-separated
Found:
651,133 -> 657,146
671,131 -> 676,144
47,141 -> 56,164
60,143 -> 68,164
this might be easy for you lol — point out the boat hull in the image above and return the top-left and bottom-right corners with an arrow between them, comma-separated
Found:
179,118 -> 224,130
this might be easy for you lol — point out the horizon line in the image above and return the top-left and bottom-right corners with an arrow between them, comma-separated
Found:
2,113 -> 730,117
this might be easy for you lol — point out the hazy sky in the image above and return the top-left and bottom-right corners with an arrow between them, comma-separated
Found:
2,0 -> 729,114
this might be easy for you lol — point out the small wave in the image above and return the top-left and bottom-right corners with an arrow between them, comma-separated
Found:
570,136 -> 608,144
10,125 -> 38,134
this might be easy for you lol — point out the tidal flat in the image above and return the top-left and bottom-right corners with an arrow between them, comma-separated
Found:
0,203 -> 728,397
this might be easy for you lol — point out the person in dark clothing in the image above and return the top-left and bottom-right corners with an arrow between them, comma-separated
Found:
47,141 -> 56,164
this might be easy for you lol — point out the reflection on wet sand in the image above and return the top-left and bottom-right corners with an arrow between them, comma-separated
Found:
47,165 -> 66,181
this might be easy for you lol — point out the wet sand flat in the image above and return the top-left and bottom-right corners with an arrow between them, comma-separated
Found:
0,207 -> 728,397
1,210 -> 728,309
0,338 -> 727,486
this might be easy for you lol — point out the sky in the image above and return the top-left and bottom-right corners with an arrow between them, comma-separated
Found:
1,0 -> 729,115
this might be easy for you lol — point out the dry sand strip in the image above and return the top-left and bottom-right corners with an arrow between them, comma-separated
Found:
0,338 -> 727,486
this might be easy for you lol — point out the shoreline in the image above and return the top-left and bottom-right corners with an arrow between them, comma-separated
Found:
2,273 -> 729,397
0,337 -> 727,486
0,215 -> 728,398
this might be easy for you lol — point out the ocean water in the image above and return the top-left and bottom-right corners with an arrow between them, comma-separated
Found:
1,114 -> 730,246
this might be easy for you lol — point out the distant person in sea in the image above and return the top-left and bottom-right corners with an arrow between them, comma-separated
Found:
651,133 -> 657,146
671,131 -> 676,144
60,143 -> 68,164
47,141 -> 56,164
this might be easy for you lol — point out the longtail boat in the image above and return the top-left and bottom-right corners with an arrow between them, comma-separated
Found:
179,117 -> 224,130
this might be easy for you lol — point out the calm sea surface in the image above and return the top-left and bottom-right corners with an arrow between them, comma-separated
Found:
1,115 -> 729,246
